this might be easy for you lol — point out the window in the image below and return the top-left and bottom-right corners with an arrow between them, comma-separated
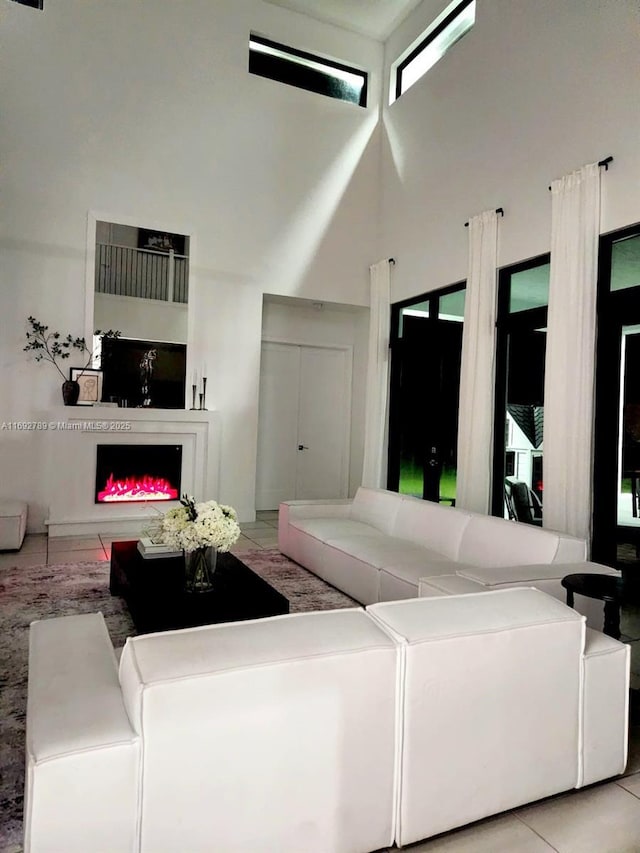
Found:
592,222 -> 640,567
249,35 -> 367,107
392,0 -> 476,103
610,234 -> 640,292
388,283 -> 465,504
493,255 -> 550,524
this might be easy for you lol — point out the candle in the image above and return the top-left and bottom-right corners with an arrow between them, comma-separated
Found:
203,362 -> 207,379
192,370 -> 198,387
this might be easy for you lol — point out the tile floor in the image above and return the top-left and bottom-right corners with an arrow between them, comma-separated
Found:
0,510 -> 280,569
4,510 -> 640,852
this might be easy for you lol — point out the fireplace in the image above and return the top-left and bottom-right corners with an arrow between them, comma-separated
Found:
95,444 -> 182,503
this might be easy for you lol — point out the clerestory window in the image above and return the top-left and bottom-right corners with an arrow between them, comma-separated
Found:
392,0 -> 476,103
249,34 -> 368,108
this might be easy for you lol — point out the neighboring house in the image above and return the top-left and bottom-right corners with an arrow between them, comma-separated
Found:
506,405 -> 544,497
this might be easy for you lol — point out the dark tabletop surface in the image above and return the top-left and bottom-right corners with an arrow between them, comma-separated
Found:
110,540 -> 288,633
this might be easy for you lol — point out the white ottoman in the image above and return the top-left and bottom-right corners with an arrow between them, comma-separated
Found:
0,500 -> 28,550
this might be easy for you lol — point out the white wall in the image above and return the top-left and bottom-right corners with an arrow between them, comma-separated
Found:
96,222 -> 139,249
381,0 -> 640,302
94,294 -> 188,343
380,0 -> 639,536
261,297 -> 370,496
0,0 -> 383,526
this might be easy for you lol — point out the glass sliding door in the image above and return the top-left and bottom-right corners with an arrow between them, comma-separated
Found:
619,326 -> 640,526
593,226 -> 640,569
493,256 -> 550,523
391,303 -> 430,500
387,284 -> 465,504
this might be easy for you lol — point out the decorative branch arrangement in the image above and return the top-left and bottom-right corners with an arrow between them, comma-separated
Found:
23,316 -> 120,380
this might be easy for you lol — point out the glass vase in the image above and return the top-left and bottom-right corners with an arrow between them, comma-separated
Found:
184,545 -> 217,593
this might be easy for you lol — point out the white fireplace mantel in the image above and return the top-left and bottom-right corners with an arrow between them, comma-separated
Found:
41,406 -> 220,537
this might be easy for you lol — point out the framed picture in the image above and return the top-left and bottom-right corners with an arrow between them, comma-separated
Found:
137,228 -> 186,255
70,368 -> 103,406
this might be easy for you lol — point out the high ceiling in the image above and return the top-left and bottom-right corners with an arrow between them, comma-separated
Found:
263,0 -> 424,41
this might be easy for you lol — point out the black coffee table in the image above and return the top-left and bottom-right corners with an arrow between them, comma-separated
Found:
110,540 -> 289,634
561,572 -> 640,639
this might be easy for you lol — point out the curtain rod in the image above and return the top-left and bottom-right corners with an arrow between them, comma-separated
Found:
548,156 -> 613,190
464,207 -> 504,227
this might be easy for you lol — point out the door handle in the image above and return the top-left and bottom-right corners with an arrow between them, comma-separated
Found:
298,444 -> 309,450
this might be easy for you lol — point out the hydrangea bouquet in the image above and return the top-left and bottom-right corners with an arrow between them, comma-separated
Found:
148,495 -> 241,593
154,495 -> 241,553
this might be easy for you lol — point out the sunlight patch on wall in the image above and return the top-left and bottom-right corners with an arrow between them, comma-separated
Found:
261,112 -> 379,296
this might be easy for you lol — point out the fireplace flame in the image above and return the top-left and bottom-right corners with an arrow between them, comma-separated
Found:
97,473 -> 179,502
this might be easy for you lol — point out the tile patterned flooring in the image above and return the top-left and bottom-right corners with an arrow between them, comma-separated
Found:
0,511 -> 280,570
4,511 -> 640,852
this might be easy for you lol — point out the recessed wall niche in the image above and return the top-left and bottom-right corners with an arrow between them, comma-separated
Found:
101,337 -> 186,409
93,220 -> 190,408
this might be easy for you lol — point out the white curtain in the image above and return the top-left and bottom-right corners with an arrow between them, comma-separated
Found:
456,210 -> 500,513
543,163 -> 601,542
362,259 -> 392,489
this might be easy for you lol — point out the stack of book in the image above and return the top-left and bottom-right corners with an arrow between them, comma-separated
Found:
137,537 -> 182,560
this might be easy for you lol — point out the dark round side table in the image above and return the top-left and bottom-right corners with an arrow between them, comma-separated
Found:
561,573 -> 629,639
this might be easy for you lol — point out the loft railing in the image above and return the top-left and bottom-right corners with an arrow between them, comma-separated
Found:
95,243 -> 189,304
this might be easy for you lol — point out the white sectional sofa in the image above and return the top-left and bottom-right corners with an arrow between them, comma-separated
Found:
25,591 -> 629,852
278,487 -> 618,629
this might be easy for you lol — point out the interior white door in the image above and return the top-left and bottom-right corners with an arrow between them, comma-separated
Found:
296,346 -> 350,500
256,342 -> 351,509
255,343 -> 300,510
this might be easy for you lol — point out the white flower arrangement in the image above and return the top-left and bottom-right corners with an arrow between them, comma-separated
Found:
149,495 -> 241,553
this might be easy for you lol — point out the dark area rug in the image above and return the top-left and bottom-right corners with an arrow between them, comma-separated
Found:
0,550 -> 357,852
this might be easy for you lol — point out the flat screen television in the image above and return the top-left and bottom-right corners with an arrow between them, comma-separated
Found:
100,337 -> 186,409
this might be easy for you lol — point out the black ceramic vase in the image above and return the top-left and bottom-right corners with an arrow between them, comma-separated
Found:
62,379 -> 80,406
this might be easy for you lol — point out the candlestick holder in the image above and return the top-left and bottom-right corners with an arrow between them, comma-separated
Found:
201,377 -> 208,411
199,392 -> 204,410
190,384 -> 198,410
